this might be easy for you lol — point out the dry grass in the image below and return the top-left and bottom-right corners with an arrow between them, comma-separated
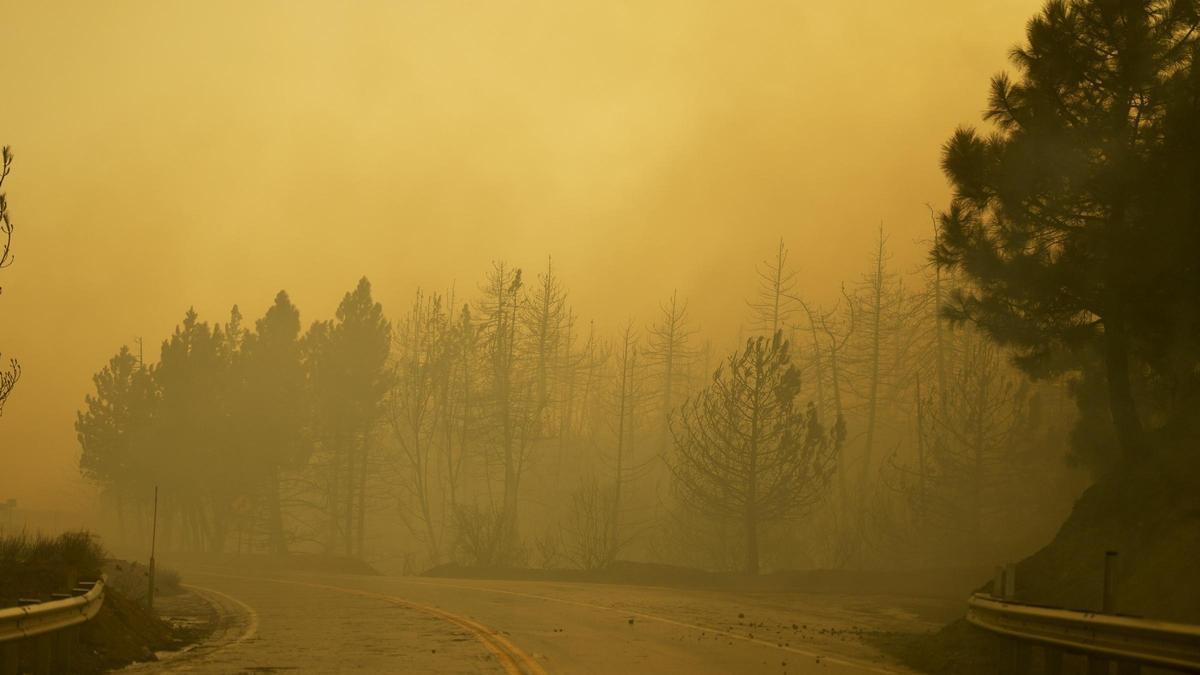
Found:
0,530 -> 106,607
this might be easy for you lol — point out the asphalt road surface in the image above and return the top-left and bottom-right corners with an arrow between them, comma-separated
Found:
123,568 -> 948,674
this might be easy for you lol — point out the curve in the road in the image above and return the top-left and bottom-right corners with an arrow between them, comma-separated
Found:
181,583 -> 260,648
193,571 -> 547,675
124,583 -> 262,673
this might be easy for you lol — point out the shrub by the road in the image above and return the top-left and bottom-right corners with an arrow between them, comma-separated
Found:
0,530 -> 105,606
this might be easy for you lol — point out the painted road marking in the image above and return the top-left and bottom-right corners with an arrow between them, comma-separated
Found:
188,570 -> 547,675
400,577 -> 905,674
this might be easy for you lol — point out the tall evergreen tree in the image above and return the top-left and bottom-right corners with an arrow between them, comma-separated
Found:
77,345 -> 158,537
241,291 -> 309,554
935,0 -> 1200,462
153,308 -> 238,551
328,278 -> 393,558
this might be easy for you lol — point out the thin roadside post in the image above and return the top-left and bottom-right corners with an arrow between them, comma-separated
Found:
148,485 -> 158,610
1103,550 -> 1118,613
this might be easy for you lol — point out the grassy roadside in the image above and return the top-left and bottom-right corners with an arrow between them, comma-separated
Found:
0,531 -> 105,605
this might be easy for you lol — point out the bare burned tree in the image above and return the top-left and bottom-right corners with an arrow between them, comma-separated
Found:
748,239 -> 800,335
0,147 -> 20,415
388,289 -> 453,565
646,291 -> 697,455
669,331 -> 839,574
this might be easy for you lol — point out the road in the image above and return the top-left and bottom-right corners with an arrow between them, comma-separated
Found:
123,568 -> 947,674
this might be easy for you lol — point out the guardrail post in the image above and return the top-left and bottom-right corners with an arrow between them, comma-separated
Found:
1087,655 -> 1111,674
33,633 -> 52,675
1,641 -> 18,675
56,625 -> 78,672
1005,640 -> 1031,674
991,565 -> 1017,599
1042,646 -> 1063,675
1103,551 -> 1118,613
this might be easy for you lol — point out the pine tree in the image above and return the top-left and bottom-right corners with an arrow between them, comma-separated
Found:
241,291 -> 309,554
935,0 -> 1200,461
669,332 -> 839,574
333,278 -> 392,558
77,346 -> 158,539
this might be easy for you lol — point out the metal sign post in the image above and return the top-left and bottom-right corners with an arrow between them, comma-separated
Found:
148,485 -> 158,610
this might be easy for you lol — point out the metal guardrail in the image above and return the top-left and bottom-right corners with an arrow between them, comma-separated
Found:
967,592 -> 1200,673
0,576 -> 106,674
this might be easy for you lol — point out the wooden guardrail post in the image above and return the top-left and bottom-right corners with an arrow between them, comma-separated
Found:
1087,654 -> 1112,674
33,633 -> 51,675
1042,646 -> 1063,675
55,625 -> 78,672
1,641 -> 18,675
1116,659 -> 1141,674
993,564 -> 1016,600
1006,640 -> 1032,674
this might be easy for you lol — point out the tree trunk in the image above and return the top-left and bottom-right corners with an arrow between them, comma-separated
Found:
344,443 -> 355,558
267,469 -> 288,555
860,263 -> 883,511
1103,311 -> 1145,457
915,373 -> 926,513
744,509 -> 760,575
828,334 -> 849,525
859,228 -> 888,511
932,212 -> 949,414
327,446 -> 341,555
356,440 -> 368,558
502,458 -> 519,546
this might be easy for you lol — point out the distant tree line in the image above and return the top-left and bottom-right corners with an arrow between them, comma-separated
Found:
75,239 -> 1076,574
77,281 -> 390,556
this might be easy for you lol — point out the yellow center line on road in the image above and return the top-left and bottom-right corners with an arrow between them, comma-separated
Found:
187,570 -> 548,675
397,577 -> 906,675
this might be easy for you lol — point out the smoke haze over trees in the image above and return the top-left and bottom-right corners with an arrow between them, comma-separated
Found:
70,237 -> 1086,575
1,7 -> 1194,649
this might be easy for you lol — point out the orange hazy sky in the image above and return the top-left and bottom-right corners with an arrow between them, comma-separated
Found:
0,1 -> 1042,509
